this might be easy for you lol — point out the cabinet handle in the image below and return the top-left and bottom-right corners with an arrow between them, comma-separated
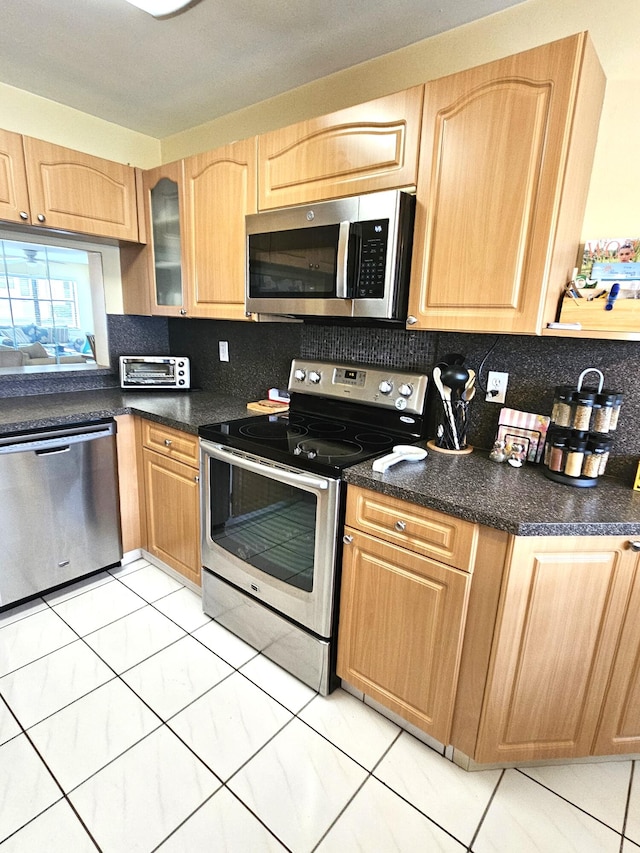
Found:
194,475 -> 200,483
628,541 -> 640,552
343,534 -> 353,545
179,308 -> 187,315
395,520 -> 406,532
19,211 -> 29,220
37,213 -> 46,223
406,315 -> 417,326
164,439 -> 172,447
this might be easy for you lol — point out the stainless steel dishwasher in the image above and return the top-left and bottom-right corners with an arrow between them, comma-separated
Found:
0,419 -> 122,609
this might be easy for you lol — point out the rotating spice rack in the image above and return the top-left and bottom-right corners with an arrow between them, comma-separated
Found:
542,367 -> 622,487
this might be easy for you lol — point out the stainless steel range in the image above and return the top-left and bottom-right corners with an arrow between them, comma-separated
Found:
199,359 -> 429,694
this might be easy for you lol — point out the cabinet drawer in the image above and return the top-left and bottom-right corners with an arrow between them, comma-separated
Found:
142,421 -> 199,468
345,485 -> 477,572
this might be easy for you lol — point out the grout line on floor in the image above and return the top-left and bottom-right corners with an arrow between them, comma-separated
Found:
621,761 -> 636,851
1,707 -> 104,850
464,766 -> 505,851
514,764 -> 631,838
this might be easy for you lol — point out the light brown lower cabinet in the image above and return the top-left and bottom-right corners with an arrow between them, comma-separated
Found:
451,535 -> 640,764
592,568 -> 640,756
114,415 -> 144,553
338,526 -> 471,743
141,421 -> 201,587
337,485 -> 484,744
338,486 -> 640,766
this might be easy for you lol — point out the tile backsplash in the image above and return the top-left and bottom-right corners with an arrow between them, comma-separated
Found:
1,312 -> 637,484
300,323 -> 436,370
169,318 -> 639,483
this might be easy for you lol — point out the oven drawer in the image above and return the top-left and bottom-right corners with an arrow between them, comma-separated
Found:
345,485 -> 478,572
142,420 -> 198,468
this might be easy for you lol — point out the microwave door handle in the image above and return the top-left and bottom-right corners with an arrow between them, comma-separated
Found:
335,221 -> 351,299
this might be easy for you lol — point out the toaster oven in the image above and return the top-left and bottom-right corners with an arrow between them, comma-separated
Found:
119,356 -> 190,389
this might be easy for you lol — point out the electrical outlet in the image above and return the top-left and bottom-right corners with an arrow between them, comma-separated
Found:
218,340 -> 229,362
486,371 -> 508,404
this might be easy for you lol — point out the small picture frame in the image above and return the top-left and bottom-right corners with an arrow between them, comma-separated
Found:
578,238 -> 640,284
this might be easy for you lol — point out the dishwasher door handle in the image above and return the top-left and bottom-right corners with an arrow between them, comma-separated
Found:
0,422 -> 115,455
35,445 -> 71,456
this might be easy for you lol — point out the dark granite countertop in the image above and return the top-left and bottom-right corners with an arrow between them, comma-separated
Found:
344,447 -> 640,536
0,389 -> 251,436
2,389 -> 640,536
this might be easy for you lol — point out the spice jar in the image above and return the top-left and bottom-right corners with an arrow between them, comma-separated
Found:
584,436 -> 608,477
592,392 -> 617,433
564,434 -> 587,477
609,393 -> 623,431
547,431 -> 569,473
550,385 -> 574,427
570,390 -> 596,431
597,436 -> 614,475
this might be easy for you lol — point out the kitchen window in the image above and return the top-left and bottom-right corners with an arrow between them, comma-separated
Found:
0,233 -> 112,371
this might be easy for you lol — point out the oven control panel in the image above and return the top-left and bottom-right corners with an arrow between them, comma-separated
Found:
288,359 -> 429,415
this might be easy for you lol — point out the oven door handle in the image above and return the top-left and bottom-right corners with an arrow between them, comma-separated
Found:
205,443 -> 330,490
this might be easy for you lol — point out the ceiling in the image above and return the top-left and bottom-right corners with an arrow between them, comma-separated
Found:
0,0 -> 528,139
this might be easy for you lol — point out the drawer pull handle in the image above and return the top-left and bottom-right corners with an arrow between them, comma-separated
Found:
343,534 -> 353,545
395,520 -> 406,532
164,439 -> 172,447
628,540 -> 640,552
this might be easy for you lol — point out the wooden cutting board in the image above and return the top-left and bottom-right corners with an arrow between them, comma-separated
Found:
246,400 -> 289,413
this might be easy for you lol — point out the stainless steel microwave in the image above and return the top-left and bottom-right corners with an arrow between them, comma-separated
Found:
119,356 -> 190,389
245,189 -> 415,320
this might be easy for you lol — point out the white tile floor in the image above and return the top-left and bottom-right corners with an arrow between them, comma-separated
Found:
1,558 -> 640,852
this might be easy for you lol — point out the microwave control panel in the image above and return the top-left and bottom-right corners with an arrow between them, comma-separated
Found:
353,220 -> 389,299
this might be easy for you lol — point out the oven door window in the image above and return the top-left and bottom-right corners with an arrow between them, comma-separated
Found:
209,461 -> 317,592
248,226 -> 339,298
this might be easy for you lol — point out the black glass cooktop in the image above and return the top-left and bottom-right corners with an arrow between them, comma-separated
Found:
199,410 -> 402,476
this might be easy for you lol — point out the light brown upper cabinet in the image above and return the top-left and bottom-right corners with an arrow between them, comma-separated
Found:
257,87 -> 423,209
183,138 -> 256,320
125,139 -> 257,320
1,133 -> 140,242
141,160 -> 188,316
407,33 -> 605,335
0,129 -> 31,224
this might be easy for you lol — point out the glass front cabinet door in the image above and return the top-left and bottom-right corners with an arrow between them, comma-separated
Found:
144,161 -> 187,316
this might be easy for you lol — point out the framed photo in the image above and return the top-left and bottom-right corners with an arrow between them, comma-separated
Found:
578,238 -> 640,282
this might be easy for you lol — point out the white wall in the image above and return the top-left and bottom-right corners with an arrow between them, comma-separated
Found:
0,81 -> 160,169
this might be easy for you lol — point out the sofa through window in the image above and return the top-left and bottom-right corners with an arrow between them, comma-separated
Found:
0,239 -> 97,368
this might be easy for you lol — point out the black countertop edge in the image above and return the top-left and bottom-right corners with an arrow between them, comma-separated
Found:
1,389 -> 639,536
